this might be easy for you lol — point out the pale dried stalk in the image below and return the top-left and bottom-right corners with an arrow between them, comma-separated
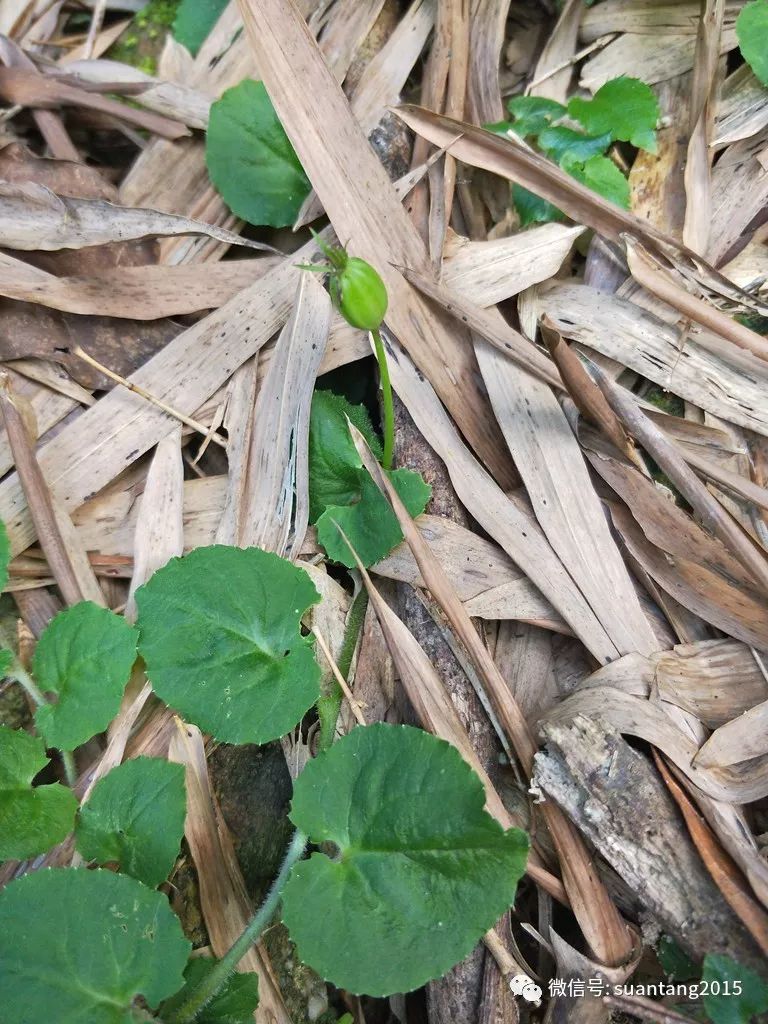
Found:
592,365 -> 768,595
0,372 -> 104,607
349,426 -> 635,967
311,626 -> 367,727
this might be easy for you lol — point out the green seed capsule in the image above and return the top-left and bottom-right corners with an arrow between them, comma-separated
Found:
335,256 -> 388,331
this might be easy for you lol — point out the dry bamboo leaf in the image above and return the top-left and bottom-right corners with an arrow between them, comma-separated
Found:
237,274 -> 331,555
580,0 -> 741,40
593,364 -> 768,594
168,721 -> 292,1024
0,372 -> 104,607
0,181 -> 274,252
709,126 -> 768,264
528,0 -> 582,103
539,282 -> 768,437
655,640 -> 768,727
682,0 -> 725,253
441,223 -> 585,307
466,0 -> 511,123
124,427 -> 183,621
0,252 -> 280,319
548,929 -> 641,1024
235,0 -> 513,488
475,340 -> 659,658
383,334 -> 621,662
714,65 -> 768,147
0,65 -> 188,140
655,753 -> 768,958
696,699 -> 768,769
59,58 -> 211,129
348,422 -> 635,968
493,623 -> 559,723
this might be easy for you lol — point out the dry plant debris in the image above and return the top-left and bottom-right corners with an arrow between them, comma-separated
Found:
0,1 -> 767,1023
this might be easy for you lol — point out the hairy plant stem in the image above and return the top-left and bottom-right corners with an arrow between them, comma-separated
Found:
317,584 -> 369,751
371,328 -> 394,471
165,829 -> 308,1024
60,749 -> 77,788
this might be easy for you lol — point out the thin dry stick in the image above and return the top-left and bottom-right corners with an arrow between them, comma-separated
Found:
603,993 -> 700,1024
72,345 -> 228,448
591,363 -> 768,595
525,33 -> 617,93
311,625 -> 367,727
0,372 -> 104,607
349,425 -> 635,968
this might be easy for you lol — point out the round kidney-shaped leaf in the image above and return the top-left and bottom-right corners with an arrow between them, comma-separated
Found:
0,868 -> 191,1024
0,726 -> 78,860
136,546 -> 321,744
75,757 -> 186,886
33,601 -> 138,751
282,724 -> 529,996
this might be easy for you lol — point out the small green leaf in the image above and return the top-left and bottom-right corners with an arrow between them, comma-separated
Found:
506,95 -> 566,137
0,725 -> 78,859
0,647 -> 13,677
564,154 -> 630,208
512,183 -> 565,227
656,936 -> 697,981
206,79 -> 311,228
484,120 -> 515,137
737,1 -> 768,86
172,0 -> 228,56
0,867 -> 190,1024
0,519 -> 10,594
316,469 -> 430,568
75,757 -> 186,886
136,546 -> 321,744
538,126 -> 612,163
162,958 -> 259,1024
309,391 -> 382,523
568,76 -> 659,151
33,602 -> 138,751
703,954 -> 768,1024
283,723 -> 529,996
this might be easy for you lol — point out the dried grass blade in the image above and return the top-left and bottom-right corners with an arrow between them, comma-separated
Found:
695,699 -> 768,769
168,720 -> 292,1024
592,364 -> 768,595
0,372 -> 104,607
347,423 -> 634,967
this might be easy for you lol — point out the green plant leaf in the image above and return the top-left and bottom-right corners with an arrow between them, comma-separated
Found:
0,725 -> 78,859
309,389 -> 430,567
656,935 -> 697,981
206,79 -> 311,228
309,390 -> 382,523
161,958 -> 259,1024
506,95 -> 566,137
316,468 -> 430,568
33,602 -> 138,751
0,647 -> 13,677
564,154 -> 630,208
282,723 -> 529,996
0,519 -> 10,593
0,867 -> 190,1024
538,126 -> 612,163
737,1 -> 768,86
136,545 -> 321,744
568,76 -> 659,152
703,954 -> 768,1024
75,757 -> 186,886
512,183 -> 565,227
484,120 -> 515,137
172,0 -> 228,56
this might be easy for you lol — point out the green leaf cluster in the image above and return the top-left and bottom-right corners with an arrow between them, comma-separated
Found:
309,390 -> 431,567
487,77 -> 659,225
737,1 -> 768,87
206,79 -> 311,228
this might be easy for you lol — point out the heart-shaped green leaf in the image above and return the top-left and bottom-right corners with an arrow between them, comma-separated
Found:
75,757 -> 186,886
703,954 -> 768,1024
33,602 -> 139,751
0,726 -> 78,860
136,545 -> 321,744
564,153 -> 630,209
282,724 -> 529,996
206,79 -> 311,228
737,1 -> 768,86
161,957 -> 259,1024
568,76 -> 659,152
0,867 -> 191,1024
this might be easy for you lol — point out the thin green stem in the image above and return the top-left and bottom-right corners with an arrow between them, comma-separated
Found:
60,749 -> 77,788
9,659 -> 45,707
317,585 -> 369,751
165,829 -> 308,1024
371,328 -> 395,471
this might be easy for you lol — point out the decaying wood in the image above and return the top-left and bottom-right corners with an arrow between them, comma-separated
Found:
534,715 -> 762,969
